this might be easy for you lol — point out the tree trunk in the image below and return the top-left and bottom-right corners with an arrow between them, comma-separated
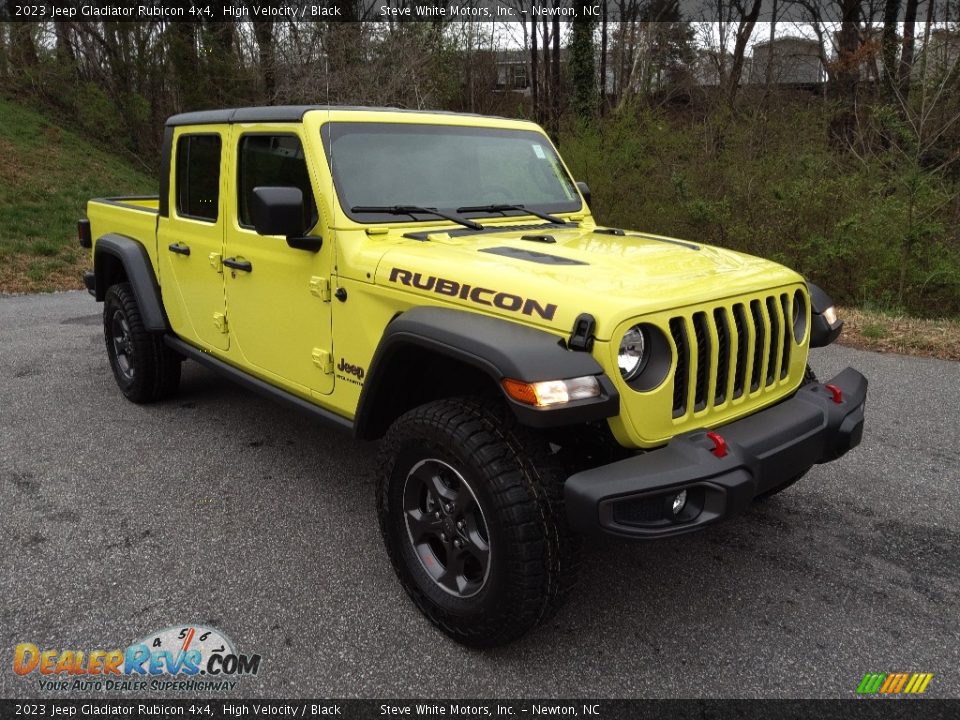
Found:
550,15 -> 560,143
599,0 -> 607,112
899,0 -> 920,101
541,20 -> 550,126
167,21 -> 200,112
9,23 -> 38,67
251,20 -> 275,100
0,25 -> 8,80
725,0 -> 761,106
570,0 -> 596,121
764,2 -> 777,89
530,8 -> 539,121
882,0 -> 901,91
836,0 -> 862,105
54,22 -> 75,66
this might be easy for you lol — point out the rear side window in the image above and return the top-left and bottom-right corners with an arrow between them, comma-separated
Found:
237,134 -> 318,230
176,134 -> 221,221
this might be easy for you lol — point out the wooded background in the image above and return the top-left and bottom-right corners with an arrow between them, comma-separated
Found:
1,3 -> 959,315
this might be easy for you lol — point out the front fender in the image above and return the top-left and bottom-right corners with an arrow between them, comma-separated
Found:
354,307 -> 619,439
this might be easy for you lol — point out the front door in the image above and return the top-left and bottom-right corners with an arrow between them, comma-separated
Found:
222,127 -> 334,396
158,128 -> 229,351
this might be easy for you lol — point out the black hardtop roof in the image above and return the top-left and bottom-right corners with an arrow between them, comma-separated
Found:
165,105 -> 505,127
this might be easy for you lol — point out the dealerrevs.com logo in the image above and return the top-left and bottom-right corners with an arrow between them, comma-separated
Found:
13,625 -> 261,692
857,672 -> 934,696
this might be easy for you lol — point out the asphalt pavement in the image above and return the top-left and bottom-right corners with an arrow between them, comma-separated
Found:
1,291 -> 958,699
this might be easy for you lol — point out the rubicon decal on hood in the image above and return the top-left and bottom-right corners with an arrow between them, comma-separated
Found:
388,267 -> 558,321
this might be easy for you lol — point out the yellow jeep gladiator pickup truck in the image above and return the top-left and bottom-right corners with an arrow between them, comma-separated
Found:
80,106 -> 866,646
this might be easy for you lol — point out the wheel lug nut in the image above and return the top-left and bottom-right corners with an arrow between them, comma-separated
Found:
440,532 -> 448,542
434,511 -> 442,519
444,503 -> 453,513
456,520 -> 465,530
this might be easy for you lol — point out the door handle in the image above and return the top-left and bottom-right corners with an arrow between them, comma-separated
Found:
168,242 -> 190,256
223,257 -> 253,272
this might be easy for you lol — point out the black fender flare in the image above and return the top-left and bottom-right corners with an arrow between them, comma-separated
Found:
354,306 -> 619,439
94,234 -> 169,333
806,281 -> 843,348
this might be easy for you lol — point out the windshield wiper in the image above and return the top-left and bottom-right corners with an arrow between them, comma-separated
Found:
456,204 -> 571,225
351,205 -> 483,231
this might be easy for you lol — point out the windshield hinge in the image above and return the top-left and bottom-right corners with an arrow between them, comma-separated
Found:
568,313 -> 596,352
309,276 -> 331,302
312,348 -> 333,373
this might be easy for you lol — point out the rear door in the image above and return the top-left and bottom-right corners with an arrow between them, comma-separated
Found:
157,128 -> 229,351
222,125 -> 334,396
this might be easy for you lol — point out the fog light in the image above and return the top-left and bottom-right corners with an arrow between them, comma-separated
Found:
671,490 -> 687,516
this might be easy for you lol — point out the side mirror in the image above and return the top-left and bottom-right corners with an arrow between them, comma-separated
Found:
250,187 -> 322,252
576,181 -> 592,209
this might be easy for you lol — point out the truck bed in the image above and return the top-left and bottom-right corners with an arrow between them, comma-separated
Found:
90,195 -> 160,214
86,196 -> 160,273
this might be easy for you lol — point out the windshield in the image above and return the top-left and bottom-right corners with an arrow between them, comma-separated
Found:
323,122 -> 582,224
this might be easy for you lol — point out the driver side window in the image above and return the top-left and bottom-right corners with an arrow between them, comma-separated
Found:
237,134 -> 318,231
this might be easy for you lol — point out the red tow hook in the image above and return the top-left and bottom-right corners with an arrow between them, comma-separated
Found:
825,383 -> 843,404
706,431 -> 728,458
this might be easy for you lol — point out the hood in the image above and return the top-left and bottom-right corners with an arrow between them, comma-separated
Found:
372,224 -> 804,340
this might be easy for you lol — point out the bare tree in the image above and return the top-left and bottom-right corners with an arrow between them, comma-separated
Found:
899,0 -> 921,100
600,0 -> 609,110
722,0 -> 762,106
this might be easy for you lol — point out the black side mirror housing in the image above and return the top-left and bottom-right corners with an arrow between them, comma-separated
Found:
250,186 -> 322,252
576,181 -> 592,209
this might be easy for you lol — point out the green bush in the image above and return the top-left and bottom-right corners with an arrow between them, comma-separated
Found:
561,100 -> 960,317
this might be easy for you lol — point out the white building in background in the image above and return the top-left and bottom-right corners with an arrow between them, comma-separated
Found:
917,28 -> 960,77
748,37 -> 824,85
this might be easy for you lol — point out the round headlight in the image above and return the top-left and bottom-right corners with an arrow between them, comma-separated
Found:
618,326 -> 647,381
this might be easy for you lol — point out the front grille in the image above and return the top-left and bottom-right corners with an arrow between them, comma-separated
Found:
669,291 -> 801,419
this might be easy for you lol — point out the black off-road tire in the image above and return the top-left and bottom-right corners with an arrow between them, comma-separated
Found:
755,365 -> 819,500
377,396 -> 579,647
103,283 -> 181,403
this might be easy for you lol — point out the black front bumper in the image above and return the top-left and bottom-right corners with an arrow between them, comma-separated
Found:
565,367 -> 867,539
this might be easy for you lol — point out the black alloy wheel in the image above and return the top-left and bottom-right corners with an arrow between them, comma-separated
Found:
402,458 -> 491,598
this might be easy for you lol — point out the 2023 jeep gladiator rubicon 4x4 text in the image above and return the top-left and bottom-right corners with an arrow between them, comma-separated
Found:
81,106 -> 867,646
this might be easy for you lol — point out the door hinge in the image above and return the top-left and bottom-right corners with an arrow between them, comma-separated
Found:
312,348 -> 333,373
209,252 -> 223,273
213,312 -> 228,334
309,276 -> 331,302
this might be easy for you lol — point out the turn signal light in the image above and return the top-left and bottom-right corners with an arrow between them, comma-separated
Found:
501,376 -> 601,407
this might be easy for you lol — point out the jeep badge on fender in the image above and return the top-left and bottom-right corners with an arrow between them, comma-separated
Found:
81,106 -> 867,647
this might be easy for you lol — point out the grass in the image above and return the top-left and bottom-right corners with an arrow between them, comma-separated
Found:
0,96 -> 155,293
838,306 -> 960,361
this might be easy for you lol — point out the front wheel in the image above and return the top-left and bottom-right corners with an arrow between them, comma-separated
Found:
377,397 -> 578,647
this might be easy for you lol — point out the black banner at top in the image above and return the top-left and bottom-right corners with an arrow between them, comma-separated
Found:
3,0 -> 958,23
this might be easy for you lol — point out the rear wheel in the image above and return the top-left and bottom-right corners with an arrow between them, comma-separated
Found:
377,397 -> 578,647
755,365 -> 818,500
103,283 -> 181,403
